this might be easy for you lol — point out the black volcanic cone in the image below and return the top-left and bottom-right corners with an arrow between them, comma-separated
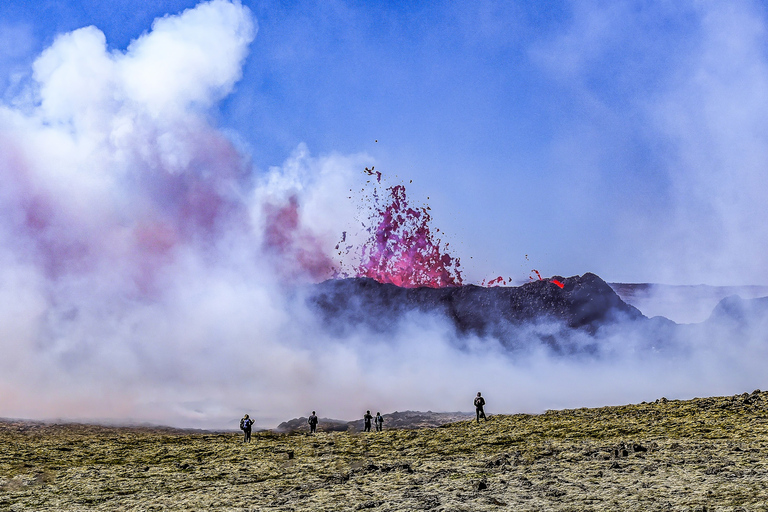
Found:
307,273 -> 643,340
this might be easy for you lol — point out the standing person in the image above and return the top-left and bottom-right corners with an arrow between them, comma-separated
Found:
474,392 -> 487,423
363,410 -> 373,432
308,411 -> 319,434
375,412 -> 384,432
240,414 -> 254,443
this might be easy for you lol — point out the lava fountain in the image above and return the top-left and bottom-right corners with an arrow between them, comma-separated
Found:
340,167 -> 463,288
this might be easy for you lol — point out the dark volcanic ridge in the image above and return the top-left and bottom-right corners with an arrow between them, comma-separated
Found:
275,411 -> 474,434
306,272 -> 768,354
310,273 -> 641,333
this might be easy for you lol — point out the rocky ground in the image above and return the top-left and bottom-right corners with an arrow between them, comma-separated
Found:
2,391 -> 768,511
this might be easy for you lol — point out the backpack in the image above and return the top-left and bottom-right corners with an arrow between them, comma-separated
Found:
240,418 -> 251,430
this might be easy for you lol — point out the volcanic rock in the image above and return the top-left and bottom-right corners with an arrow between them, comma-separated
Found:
308,272 -> 644,340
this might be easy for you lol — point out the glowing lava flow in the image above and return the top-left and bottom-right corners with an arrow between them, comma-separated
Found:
344,169 -> 463,288
531,269 -> 565,288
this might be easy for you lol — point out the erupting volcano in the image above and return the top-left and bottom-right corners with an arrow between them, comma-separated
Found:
315,167 -> 656,350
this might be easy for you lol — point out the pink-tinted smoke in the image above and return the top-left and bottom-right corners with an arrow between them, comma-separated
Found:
263,195 -> 336,282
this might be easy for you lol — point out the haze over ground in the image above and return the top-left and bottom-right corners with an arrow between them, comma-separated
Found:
1,0 -> 768,428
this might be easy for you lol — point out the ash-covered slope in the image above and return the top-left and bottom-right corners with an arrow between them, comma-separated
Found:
308,272 -> 644,340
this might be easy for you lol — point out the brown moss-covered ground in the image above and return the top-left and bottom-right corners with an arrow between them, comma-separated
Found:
2,391 -> 768,511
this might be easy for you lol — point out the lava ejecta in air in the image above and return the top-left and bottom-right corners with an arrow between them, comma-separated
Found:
342,167 -> 463,288
339,168 -> 566,289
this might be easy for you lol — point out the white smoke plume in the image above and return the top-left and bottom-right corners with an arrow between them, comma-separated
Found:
0,0 -> 766,430
0,0 -> 359,427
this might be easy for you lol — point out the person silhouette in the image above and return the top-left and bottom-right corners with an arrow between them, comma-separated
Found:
474,392 -> 487,423
308,411 -> 319,434
240,414 -> 254,442
363,410 -> 373,432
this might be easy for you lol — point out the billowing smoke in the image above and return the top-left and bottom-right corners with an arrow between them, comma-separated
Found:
0,0 -> 766,430
0,0 -> 358,427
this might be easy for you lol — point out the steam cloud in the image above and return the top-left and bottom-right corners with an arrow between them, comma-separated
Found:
0,0 -> 766,429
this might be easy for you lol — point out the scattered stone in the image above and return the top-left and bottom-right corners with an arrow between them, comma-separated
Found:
418,496 -> 440,509
613,442 -> 631,457
476,480 -> 488,491
329,473 -> 350,484
485,454 -> 510,468
355,501 -> 383,510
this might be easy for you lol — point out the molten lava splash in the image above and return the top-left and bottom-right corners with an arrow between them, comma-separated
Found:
347,169 -> 463,288
480,276 -> 513,287
530,269 -> 565,288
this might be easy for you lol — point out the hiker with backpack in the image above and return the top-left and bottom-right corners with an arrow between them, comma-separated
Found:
308,411 -> 319,434
474,392 -> 487,423
375,412 -> 384,431
240,414 -> 254,443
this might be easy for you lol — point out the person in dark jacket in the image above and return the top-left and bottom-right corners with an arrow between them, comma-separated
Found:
308,411 -> 319,434
363,410 -> 373,432
474,392 -> 487,423
375,412 -> 384,432
240,414 -> 254,443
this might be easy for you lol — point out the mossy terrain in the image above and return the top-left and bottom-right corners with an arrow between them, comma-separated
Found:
2,391 -> 768,511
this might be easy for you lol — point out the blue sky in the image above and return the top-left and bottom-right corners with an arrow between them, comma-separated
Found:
3,0 -> 768,285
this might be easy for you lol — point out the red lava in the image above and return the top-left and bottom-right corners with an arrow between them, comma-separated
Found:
343,169 -> 563,290
343,169 -> 462,288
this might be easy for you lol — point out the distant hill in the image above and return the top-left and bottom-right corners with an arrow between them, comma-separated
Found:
704,294 -> 768,330
610,282 -> 768,323
275,411 -> 474,433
